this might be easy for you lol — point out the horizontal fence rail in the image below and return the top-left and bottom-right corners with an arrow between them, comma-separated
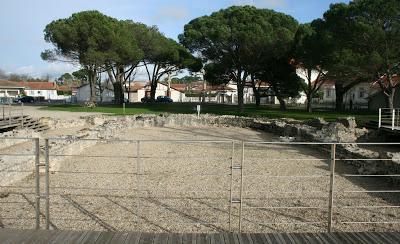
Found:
0,138 -> 399,233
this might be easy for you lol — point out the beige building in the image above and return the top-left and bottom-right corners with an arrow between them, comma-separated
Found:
125,82 -> 186,103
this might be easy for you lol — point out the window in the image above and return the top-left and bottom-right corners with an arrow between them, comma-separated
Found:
326,89 -> 331,98
359,88 -> 365,98
37,91 -> 41,95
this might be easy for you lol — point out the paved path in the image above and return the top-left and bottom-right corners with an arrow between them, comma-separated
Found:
0,229 -> 400,243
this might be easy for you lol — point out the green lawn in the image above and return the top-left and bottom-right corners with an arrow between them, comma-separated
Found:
42,103 -> 377,126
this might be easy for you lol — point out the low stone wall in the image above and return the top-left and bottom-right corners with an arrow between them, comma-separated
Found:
4,113 -> 397,185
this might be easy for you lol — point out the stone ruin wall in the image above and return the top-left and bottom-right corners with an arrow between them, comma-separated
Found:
1,113 -> 399,186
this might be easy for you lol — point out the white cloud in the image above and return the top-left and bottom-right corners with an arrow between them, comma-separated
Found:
234,0 -> 287,8
153,5 -> 189,22
15,65 -> 35,75
8,63 -> 190,82
13,62 -> 79,79
41,63 -> 78,76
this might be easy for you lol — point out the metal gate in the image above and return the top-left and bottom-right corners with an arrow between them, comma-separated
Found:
39,138 -> 234,232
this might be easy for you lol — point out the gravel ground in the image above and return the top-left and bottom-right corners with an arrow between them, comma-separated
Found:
1,126 -> 399,233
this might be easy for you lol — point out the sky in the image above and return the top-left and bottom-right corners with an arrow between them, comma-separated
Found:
0,0 -> 349,80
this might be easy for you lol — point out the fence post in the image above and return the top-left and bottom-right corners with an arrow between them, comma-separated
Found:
123,103 -> 126,115
378,108 -> 382,128
392,109 -> 396,130
136,140 -> 141,229
328,144 -> 336,233
21,103 -> 24,128
34,138 -> 40,230
229,140 -> 234,232
8,103 -> 11,126
44,139 -> 50,230
238,141 -> 245,232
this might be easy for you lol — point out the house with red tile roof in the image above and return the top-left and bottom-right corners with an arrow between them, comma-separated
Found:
17,81 -> 58,100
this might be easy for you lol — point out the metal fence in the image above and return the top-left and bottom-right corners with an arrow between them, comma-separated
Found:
0,104 -> 25,129
1,103 -> 24,118
0,137 -> 39,229
0,138 -> 399,233
379,108 -> 400,130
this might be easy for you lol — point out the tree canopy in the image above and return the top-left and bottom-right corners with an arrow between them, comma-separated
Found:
42,10 -> 119,101
171,75 -> 202,84
292,23 -> 329,112
312,0 -> 400,110
42,11 -> 197,103
40,2 -> 400,110
179,6 -> 299,111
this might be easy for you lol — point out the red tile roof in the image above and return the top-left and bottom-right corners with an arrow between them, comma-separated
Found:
17,81 -> 57,90
126,82 -> 146,92
0,79 -> 25,88
372,75 -> 400,88
56,85 -> 72,92
170,84 -> 187,92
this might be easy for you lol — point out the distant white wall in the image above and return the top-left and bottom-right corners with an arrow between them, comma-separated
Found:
125,83 -> 186,102
25,89 -> 58,100
0,89 -> 22,98
77,85 -> 114,102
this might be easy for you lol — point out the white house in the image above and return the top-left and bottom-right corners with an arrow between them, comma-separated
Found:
76,83 -> 114,103
0,80 -> 25,100
225,80 -> 306,105
17,81 -> 58,100
312,80 -> 376,109
179,81 -> 237,103
125,81 -> 186,102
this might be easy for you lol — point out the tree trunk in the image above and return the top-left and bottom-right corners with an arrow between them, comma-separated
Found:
277,97 -> 286,111
236,69 -> 247,113
306,93 -> 313,113
237,79 -> 244,113
113,82 -> 124,105
150,81 -> 157,101
255,92 -> 260,107
127,79 -> 131,103
335,83 -> 345,111
251,80 -> 261,107
387,88 -> 396,110
88,70 -> 97,102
